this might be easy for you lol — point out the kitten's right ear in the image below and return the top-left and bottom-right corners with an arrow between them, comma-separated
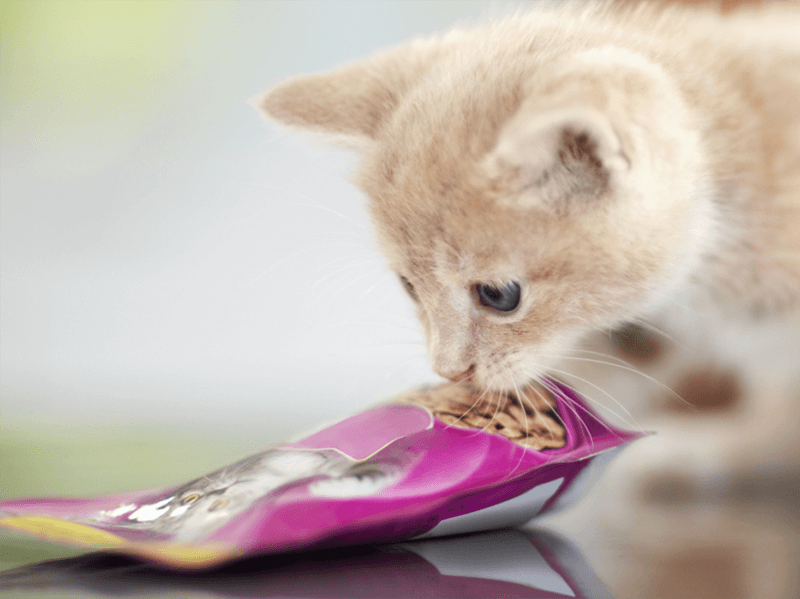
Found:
255,40 -> 441,144
483,105 -> 631,213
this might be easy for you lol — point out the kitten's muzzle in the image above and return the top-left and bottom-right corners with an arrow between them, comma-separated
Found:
443,364 -> 475,383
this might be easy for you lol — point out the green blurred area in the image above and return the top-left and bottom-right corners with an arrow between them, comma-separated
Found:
0,0 -> 224,183
2,0 -> 195,124
0,422 -> 279,573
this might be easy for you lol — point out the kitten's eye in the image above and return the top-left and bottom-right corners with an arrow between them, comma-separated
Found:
398,275 -> 418,301
181,493 -> 200,505
475,281 -> 521,312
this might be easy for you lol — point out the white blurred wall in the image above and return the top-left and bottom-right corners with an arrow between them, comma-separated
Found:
1,1 -> 525,438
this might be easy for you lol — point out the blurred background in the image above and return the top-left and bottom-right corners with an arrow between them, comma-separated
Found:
2,0 -> 504,439
1,0 -> 518,567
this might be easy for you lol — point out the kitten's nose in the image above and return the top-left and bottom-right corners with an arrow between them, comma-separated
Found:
443,365 -> 475,383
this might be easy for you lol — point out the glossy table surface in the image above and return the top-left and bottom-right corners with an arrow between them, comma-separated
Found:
2,495 -> 798,599
2,428 -> 798,599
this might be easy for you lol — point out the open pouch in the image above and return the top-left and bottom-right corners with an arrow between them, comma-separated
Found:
0,379 -> 644,569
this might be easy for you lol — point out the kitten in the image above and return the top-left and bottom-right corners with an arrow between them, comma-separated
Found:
257,1 -> 800,489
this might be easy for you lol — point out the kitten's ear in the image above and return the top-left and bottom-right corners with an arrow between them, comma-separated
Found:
255,41 -> 440,144
483,106 -> 631,211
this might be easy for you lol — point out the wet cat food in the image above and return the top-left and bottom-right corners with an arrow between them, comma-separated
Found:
0,379 -> 642,569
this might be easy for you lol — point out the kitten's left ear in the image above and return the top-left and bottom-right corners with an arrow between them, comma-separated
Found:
483,106 -> 631,211
254,40 -> 441,145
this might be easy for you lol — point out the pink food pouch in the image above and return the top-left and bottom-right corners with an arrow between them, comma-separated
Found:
0,379 -> 642,569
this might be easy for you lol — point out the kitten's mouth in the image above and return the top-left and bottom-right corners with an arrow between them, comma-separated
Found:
448,365 -> 476,383
466,374 -> 553,403
471,373 -> 542,396
399,379 -> 566,450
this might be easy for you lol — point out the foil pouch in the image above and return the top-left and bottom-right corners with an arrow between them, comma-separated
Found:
0,379 -> 643,569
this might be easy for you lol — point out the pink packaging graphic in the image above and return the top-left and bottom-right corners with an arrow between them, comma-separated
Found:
0,379 -> 643,569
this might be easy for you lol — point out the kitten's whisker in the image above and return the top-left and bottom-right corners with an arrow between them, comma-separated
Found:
506,376 -> 530,480
561,346 -> 669,380
562,347 -> 632,365
310,253 -> 382,275
298,344 -> 428,367
530,351 -> 634,371
329,347 -> 427,365
468,377 -> 499,430
309,271 -> 380,300
439,374 -> 497,431
533,373 -> 596,445
511,358 -> 594,444
343,320 -> 424,334
310,267 -> 386,303
523,347 -> 686,410
632,281 -> 708,318
520,364 -> 608,439
327,267 -> 390,303
549,384 -> 599,452
337,354 -> 429,398
375,355 -> 430,384
362,340 -> 426,347
623,317 -> 683,347
238,183 -> 370,235
520,384 -> 557,444
358,272 -> 393,302
482,386 -> 505,438
543,366 -> 640,429
288,200 -> 368,231
310,259 -> 381,291
539,352 -> 689,410
312,266 -> 383,292
546,370 -> 646,436
243,244 -> 369,289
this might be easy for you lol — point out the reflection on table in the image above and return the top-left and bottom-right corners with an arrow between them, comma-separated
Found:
0,527 -> 604,598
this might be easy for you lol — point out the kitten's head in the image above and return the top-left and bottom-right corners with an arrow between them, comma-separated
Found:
258,21 -> 712,391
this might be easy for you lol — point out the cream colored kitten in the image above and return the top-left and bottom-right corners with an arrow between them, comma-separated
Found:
259,1 -> 800,486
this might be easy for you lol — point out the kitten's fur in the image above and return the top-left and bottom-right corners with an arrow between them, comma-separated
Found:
259,1 -> 800,487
